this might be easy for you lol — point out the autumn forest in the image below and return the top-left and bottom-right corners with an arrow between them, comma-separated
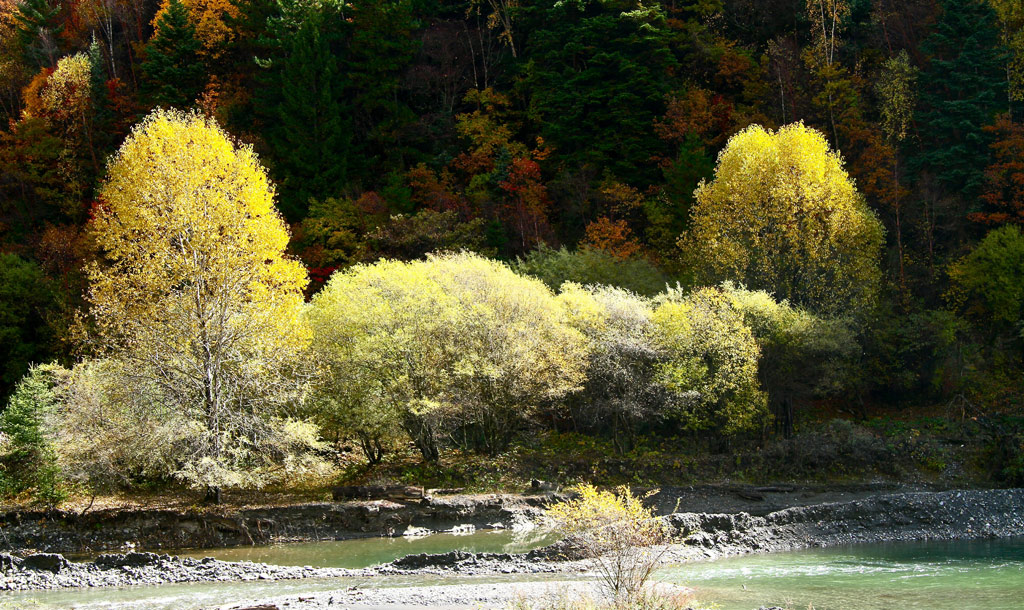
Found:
2,0 -> 1024,504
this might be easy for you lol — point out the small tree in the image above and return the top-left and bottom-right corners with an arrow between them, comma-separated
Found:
546,484 -> 671,606
0,363 -> 68,505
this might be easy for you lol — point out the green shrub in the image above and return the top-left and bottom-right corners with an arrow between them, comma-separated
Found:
515,245 -> 670,297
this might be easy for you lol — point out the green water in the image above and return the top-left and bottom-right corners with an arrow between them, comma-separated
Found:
663,537 -> 1024,610
173,528 -> 558,568
2,537 -> 1022,609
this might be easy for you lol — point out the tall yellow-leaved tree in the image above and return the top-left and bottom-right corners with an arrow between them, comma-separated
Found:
87,109 -> 313,502
680,123 -> 883,315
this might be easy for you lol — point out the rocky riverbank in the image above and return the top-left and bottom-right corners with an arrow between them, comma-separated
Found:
0,493 -> 549,555
2,488 -> 1022,594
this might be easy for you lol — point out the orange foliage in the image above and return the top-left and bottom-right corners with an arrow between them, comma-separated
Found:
655,88 -> 736,149
153,0 -> 240,58
498,156 -> 551,249
972,115 -> 1024,226
407,163 -> 469,215
21,68 -> 54,118
582,216 -> 643,260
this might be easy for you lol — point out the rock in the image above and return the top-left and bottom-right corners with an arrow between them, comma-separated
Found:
451,524 -> 476,535
0,553 -> 22,570
530,479 -> 558,492
402,525 -> 433,538
22,553 -> 69,573
95,552 -> 162,568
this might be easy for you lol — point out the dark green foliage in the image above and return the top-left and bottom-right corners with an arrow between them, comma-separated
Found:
345,0 -> 419,174
0,118 -> 66,234
366,210 -> 494,261
515,245 -> 670,297
0,254 -> 56,402
260,3 -> 353,219
257,0 -> 418,219
142,0 -> 206,108
524,0 -> 676,185
645,134 -> 714,257
912,0 -> 1007,202
13,0 -> 63,68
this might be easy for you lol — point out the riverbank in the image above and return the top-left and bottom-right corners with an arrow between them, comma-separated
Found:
2,488 -> 1022,595
0,482 -> 945,555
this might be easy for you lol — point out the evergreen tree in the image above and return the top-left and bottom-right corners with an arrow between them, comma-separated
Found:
259,0 -> 352,220
13,0 -> 62,68
141,0 -> 206,108
912,0 -> 1007,202
524,0 -> 676,186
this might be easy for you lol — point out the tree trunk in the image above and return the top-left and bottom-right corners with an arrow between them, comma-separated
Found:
404,415 -> 440,462
205,485 -> 222,504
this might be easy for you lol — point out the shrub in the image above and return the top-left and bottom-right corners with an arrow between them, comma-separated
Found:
653,287 -> 769,438
557,284 -> 670,451
308,252 -> 588,461
546,484 -> 671,606
516,245 -> 670,297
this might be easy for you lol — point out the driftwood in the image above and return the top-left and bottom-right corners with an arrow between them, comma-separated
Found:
332,485 -> 426,501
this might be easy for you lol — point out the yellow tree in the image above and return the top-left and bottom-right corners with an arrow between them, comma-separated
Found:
87,109 -> 312,502
680,123 -> 884,315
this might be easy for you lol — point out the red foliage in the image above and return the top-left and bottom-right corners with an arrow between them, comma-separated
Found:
971,115 -> 1024,226
498,157 -> 551,249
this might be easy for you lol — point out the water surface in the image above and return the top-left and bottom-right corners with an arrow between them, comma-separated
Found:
3,536 -> 1022,609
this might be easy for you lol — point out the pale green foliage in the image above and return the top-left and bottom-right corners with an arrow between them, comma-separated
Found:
557,284 -> 669,449
48,359 -> 329,493
681,123 -> 884,315
948,225 -> 1024,334
546,484 -> 671,605
307,252 -> 588,460
876,51 -> 919,143
653,287 -> 768,436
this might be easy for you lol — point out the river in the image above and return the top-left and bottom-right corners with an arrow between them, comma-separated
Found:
3,535 -> 1022,609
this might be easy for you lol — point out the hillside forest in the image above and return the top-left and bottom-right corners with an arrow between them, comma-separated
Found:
2,0 -> 1024,504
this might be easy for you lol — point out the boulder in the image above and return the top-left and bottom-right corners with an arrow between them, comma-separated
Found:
22,553 -> 69,573
0,553 -> 22,571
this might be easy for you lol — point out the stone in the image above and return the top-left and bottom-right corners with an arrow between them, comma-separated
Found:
22,553 -> 69,573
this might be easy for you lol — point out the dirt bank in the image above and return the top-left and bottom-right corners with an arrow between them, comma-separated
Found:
0,494 -> 550,555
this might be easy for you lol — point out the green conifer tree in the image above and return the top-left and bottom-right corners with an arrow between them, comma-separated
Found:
913,0 -> 1007,201
13,0 -> 63,68
141,0 -> 206,108
259,1 -> 352,220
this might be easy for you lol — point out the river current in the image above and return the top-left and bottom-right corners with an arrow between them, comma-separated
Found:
3,535 -> 1022,609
